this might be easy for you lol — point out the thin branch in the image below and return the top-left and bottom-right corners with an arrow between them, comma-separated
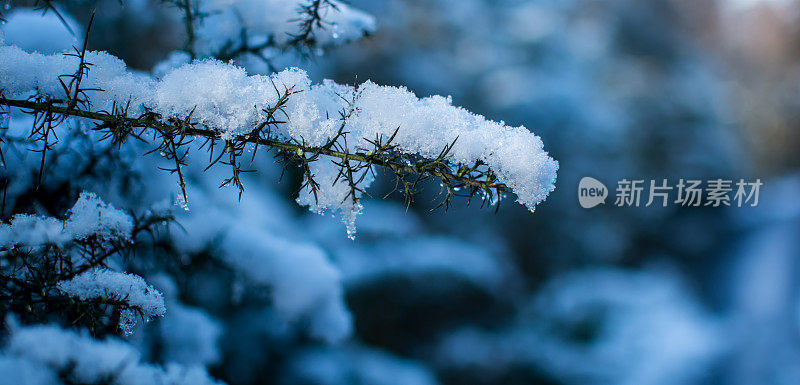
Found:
0,98 -> 510,194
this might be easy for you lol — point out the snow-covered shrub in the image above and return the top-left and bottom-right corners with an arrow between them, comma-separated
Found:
2,1 -> 776,385
58,269 -> 167,335
0,191 -> 169,335
0,322 -> 222,385
0,191 -> 133,247
0,2 -> 558,385
0,29 -> 557,235
434,267 -> 726,385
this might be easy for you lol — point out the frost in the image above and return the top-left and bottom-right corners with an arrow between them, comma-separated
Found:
2,323 -> 224,385
58,269 -> 166,334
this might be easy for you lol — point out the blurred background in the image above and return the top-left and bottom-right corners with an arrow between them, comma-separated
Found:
4,0 -> 800,384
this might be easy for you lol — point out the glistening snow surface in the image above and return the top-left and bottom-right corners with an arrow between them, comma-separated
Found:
58,269 -> 166,334
0,191 -> 133,247
0,45 -> 557,232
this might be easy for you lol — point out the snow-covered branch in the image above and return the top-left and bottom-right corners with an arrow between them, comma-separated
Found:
0,192 -> 172,335
0,192 -> 133,248
0,46 -> 558,235
58,269 -> 167,335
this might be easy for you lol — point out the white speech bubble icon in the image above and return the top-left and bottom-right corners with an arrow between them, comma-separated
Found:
578,177 -> 608,209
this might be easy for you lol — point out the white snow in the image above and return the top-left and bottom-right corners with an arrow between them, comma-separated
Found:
3,323 -> 223,385
295,158 -> 374,239
435,268 -> 726,385
153,62 -> 310,140
0,191 -> 133,248
0,35 -> 557,234
164,174 -> 354,343
0,45 -> 153,114
0,214 -> 69,247
65,192 -> 134,241
157,301 -> 222,366
150,274 -> 223,366
222,224 -> 352,342
57,269 -> 167,334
